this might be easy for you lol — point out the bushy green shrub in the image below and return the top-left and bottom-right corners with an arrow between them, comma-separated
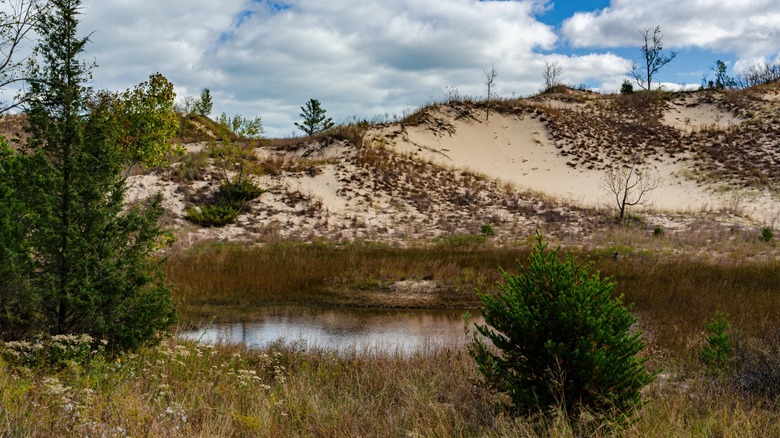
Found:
620,79 -> 634,94
186,203 -> 241,227
481,223 -> 495,236
218,179 -> 265,204
470,233 -> 654,420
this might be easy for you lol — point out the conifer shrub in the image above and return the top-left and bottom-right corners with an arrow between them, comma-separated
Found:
700,310 -> 735,375
186,203 -> 241,228
470,233 -> 654,421
217,179 -> 265,204
760,226 -> 774,243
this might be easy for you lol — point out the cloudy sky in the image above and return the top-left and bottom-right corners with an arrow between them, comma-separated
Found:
62,0 -> 780,137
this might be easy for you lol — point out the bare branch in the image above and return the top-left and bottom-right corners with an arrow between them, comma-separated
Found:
601,160 -> 660,222
543,60 -> 563,90
484,64 -> 497,121
0,0 -> 49,111
628,26 -> 677,90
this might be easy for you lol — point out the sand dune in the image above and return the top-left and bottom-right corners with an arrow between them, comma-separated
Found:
378,105 -> 771,218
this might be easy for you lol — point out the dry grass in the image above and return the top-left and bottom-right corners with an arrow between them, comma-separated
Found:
3,335 -> 780,437
166,242 -> 526,322
166,240 -> 780,359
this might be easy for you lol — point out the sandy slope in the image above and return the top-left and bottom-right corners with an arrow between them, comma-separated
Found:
378,105 -> 775,220
124,87 -> 780,247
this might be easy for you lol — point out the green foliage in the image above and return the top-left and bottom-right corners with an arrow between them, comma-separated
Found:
760,226 -> 774,243
0,0 -> 177,352
186,203 -> 241,228
205,138 -> 244,159
294,98 -> 334,136
91,72 -> 182,170
620,79 -> 634,94
169,150 -> 208,182
653,225 -> 664,237
186,177 -> 264,228
217,179 -> 265,204
708,60 -> 737,90
470,233 -> 653,420
700,310 -> 734,375
196,88 -> 213,116
216,112 -> 264,140
434,233 -> 487,249
480,223 -> 495,236
187,121 -> 265,228
0,139 -> 35,340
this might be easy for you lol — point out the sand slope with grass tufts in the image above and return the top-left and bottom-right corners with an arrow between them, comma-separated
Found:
120,84 -> 780,248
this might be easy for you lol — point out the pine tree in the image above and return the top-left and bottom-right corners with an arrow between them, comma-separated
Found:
0,0 -> 177,351
470,233 -> 654,420
294,98 -> 334,136
197,88 -> 213,116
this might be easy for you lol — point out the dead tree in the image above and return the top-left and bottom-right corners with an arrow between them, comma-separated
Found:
601,160 -> 660,222
629,26 -> 677,91
0,0 -> 51,111
484,64 -> 497,121
543,60 -> 563,90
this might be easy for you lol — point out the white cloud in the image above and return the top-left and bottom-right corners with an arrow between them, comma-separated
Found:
69,0 -> 589,136
9,1 -> 631,136
562,0 -> 780,60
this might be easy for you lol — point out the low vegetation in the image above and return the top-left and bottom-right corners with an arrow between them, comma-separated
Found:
3,238 -> 780,435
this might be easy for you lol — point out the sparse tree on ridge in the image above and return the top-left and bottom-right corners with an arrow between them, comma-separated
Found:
708,60 -> 736,90
484,64 -> 498,121
196,88 -> 213,116
629,26 -> 677,91
294,98 -> 334,136
543,60 -> 563,90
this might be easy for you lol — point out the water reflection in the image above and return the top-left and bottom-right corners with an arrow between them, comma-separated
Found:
179,306 -> 483,354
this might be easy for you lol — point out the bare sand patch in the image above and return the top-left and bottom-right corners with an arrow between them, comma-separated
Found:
380,109 -> 745,215
662,96 -> 742,132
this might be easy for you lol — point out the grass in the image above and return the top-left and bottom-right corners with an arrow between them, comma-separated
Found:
166,241 -> 780,356
3,336 -> 780,437
166,241 -> 526,322
3,241 -> 780,436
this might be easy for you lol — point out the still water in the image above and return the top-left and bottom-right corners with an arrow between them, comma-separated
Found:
179,306 -> 483,354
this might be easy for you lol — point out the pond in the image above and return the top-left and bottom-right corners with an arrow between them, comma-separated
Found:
179,306 -> 484,354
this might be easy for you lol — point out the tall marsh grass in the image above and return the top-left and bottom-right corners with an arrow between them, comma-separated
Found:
167,242 -> 780,359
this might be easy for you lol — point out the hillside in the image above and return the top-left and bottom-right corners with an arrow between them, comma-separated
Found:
125,85 -> 780,251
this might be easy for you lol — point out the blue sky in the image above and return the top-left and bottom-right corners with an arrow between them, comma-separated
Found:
68,0 -> 780,137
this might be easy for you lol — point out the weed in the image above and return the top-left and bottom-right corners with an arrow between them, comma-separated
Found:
760,226 -> 774,242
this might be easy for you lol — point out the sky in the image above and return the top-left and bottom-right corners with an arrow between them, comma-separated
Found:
35,1 -> 780,137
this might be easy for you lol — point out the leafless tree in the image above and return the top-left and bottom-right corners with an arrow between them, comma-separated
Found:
736,61 -> 780,88
484,64 -> 497,121
543,60 -> 563,90
0,0 -> 49,111
601,159 -> 660,222
629,26 -> 677,91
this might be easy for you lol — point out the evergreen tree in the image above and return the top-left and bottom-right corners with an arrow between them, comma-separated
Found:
294,98 -> 334,136
196,88 -> 212,116
0,0 -> 177,351
470,233 -> 654,420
